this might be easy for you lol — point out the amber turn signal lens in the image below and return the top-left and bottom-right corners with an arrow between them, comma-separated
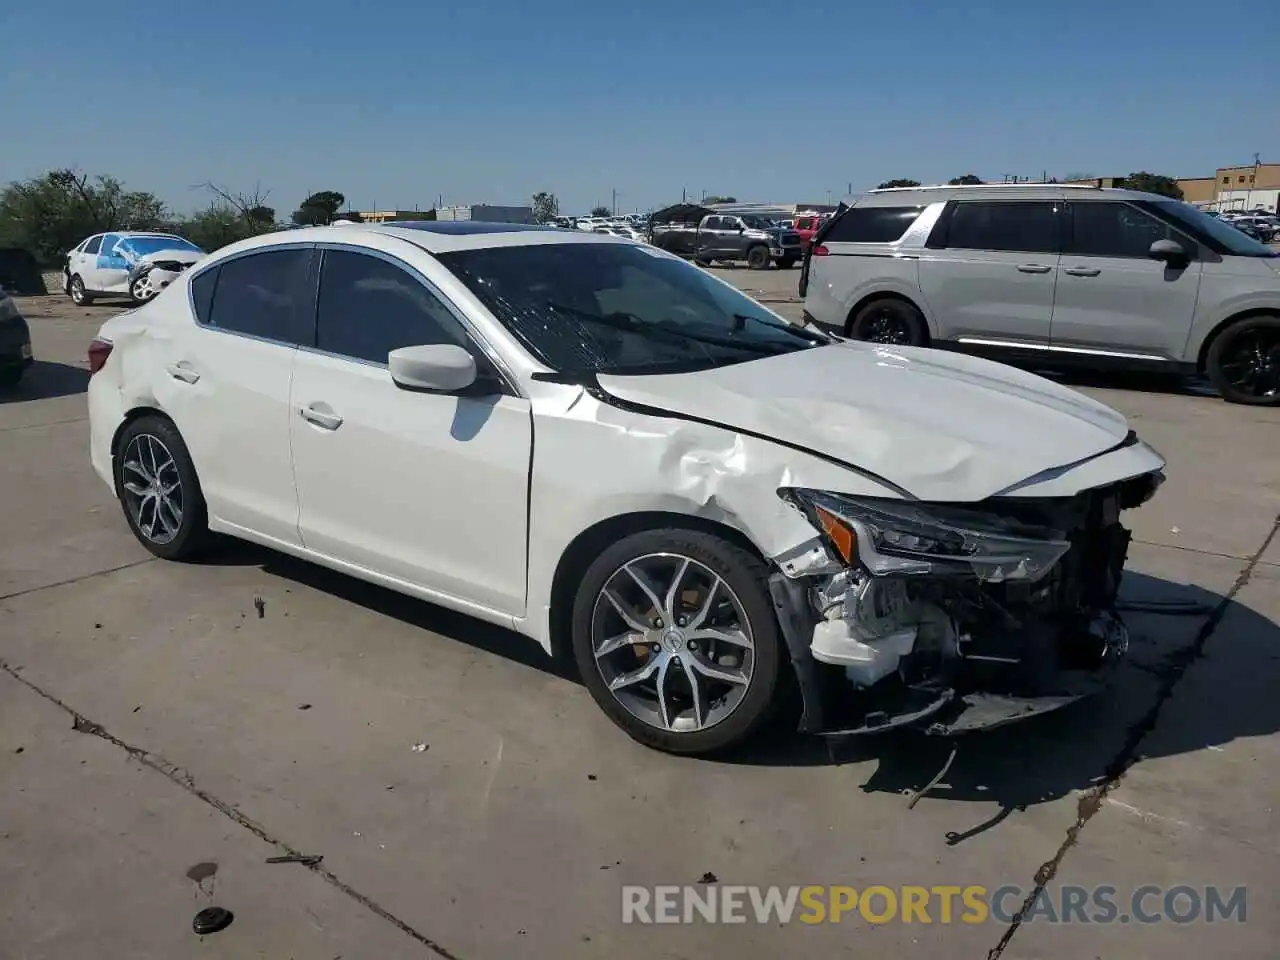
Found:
815,505 -> 856,565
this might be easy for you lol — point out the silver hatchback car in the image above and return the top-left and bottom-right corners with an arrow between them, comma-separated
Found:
800,184 -> 1280,405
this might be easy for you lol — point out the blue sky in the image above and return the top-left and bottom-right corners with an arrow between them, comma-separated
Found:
3,0 -> 1277,216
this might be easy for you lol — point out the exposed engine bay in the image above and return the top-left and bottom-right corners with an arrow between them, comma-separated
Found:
770,469 -> 1164,737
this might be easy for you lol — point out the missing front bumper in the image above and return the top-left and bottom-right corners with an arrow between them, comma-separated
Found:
768,572 -> 1129,739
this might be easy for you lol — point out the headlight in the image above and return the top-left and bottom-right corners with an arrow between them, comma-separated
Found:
779,489 -> 1071,583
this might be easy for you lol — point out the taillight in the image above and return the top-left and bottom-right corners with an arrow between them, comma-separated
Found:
88,338 -> 113,375
812,244 -> 830,256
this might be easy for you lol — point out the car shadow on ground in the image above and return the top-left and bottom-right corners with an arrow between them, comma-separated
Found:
0,361 -> 90,402
727,569 -> 1280,842
1032,366 -> 1219,400
199,536 -> 579,681
197,539 -> 1280,841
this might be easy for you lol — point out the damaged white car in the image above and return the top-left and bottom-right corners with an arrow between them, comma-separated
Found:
65,232 -> 205,305
86,223 -> 1164,754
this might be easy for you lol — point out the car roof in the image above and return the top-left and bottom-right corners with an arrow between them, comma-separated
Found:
210,222 -> 632,256
843,183 -> 1177,207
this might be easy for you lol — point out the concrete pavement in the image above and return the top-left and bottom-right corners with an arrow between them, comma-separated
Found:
1,290 -> 1276,958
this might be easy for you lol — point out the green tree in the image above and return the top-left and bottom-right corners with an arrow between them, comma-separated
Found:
0,169 -> 166,266
532,191 -> 560,223
590,205 -> 612,217
875,179 -> 921,189
948,174 -> 984,185
703,195 -> 737,204
181,183 -> 278,252
291,190 -> 346,226
1116,172 -> 1183,200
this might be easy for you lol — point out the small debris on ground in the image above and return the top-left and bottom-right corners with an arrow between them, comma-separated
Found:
71,714 -> 104,736
13,747 -> 24,754
697,871 -> 718,884
253,597 -> 266,618
132,706 -> 141,713
298,704 -> 312,711
266,854 -> 323,866
94,623 -> 102,629
192,906 -> 234,936
586,774 -> 597,781
1170,526 -> 1181,534
412,743 -> 428,753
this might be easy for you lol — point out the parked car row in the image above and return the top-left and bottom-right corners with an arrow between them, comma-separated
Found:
648,204 -> 804,269
1211,211 -> 1280,243
799,183 -> 1280,405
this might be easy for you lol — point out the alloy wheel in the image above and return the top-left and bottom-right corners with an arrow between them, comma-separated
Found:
120,433 -> 184,544
70,277 -> 85,304
130,274 -> 155,302
590,553 -> 754,733
862,307 -> 914,344
1217,327 -> 1280,400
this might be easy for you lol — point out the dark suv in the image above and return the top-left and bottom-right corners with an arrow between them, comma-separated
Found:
649,204 -> 803,269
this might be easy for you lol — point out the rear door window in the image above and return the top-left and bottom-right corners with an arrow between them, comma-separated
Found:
824,206 -> 924,243
942,201 -> 1060,253
204,247 -> 315,345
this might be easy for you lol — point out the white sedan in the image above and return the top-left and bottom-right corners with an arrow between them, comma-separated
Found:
87,223 -> 1164,754
66,231 -> 205,304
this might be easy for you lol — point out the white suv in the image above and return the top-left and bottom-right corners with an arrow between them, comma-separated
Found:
801,184 -> 1280,405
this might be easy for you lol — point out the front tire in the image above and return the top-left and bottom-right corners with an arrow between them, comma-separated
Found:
570,528 -> 784,755
129,271 -> 157,304
777,255 -> 798,269
0,365 -> 23,389
113,415 -> 212,560
69,274 -> 93,305
1205,316 -> 1280,406
745,245 -> 770,270
848,297 -> 928,346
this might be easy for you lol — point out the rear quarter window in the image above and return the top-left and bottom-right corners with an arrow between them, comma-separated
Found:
189,266 -> 218,325
824,206 -> 925,243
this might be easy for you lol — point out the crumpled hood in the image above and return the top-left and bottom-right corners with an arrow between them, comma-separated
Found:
597,341 -> 1133,502
133,249 -> 203,267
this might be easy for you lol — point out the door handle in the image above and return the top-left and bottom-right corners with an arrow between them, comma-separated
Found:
1064,266 -> 1102,277
165,362 -> 200,384
1016,263 -> 1052,274
300,405 -> 343,431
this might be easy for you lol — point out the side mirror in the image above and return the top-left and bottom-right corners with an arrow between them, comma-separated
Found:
1148,239 -> 1188,265
388,344 -> 478,393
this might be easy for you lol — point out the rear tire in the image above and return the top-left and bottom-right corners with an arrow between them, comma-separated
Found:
1205,315 -> 1280,406
570,527 -> 784,755
0,366 -> 22,389
848,297 -> 928,346
745,245 -> 770,270
113,415 -> 213,560
777,255 -> 798,269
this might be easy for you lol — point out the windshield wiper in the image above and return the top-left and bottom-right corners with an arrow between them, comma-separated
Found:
731,313 -> 829,343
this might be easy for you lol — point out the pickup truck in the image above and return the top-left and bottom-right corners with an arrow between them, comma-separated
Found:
648,204 -> 803,269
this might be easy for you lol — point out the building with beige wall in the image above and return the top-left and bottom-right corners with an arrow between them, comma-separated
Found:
1211,164 -> 1280,213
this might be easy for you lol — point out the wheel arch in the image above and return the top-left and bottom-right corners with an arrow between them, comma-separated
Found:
844,290 -> 931,343
110,406 -> 175,474
1195,308 -> 1280,372
546,511 -> 766,662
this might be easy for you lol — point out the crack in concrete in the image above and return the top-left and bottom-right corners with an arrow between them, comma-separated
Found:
0,660 -> 464,960
986,513 -> 1279,960
0,557 -> 157,602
